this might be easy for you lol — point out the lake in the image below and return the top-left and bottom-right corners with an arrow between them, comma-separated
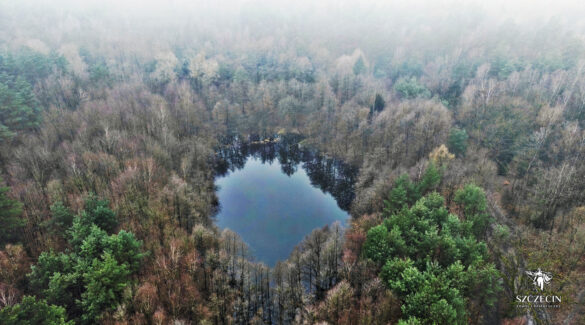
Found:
214,136 -> 356,266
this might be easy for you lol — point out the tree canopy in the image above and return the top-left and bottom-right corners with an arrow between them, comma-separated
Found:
28,195 -> 144,324
0,178 -> 23,246
365,170 -> 501,324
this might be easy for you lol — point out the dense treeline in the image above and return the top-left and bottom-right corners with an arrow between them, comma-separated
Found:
0,1 -> 585,324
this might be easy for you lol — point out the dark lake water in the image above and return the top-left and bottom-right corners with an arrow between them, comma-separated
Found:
214,136 -> 357,266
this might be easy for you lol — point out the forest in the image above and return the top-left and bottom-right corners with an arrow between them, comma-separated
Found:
0,0 -> 584,324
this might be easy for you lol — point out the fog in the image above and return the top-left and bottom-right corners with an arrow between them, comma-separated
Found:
2,0 -> 585,59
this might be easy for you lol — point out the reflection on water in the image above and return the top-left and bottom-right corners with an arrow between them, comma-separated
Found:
215,135 -> 357,211
213,135 -> 357,266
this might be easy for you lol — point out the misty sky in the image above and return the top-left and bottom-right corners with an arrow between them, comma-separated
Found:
2,0 -> 584,74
